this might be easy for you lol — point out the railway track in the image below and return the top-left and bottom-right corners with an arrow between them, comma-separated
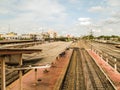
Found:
85,40 -> 120,73
82,49 -> 114,89
94,48 -> 120,73
61,47 -> 115,90
61,48 -> 86,90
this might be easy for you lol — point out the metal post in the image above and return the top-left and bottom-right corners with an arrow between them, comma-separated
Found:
85,74 -> 88,90
114,58 -> 117,71
0,56 -> 6,90
106,58 -> 108,63
94,49 -> 96,53
19,54 -> 23,90
100,54 -> 102,60
35,69 -> 38,85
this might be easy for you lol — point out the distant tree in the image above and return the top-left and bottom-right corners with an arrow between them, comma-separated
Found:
118,37 -> 120,41
111,35 -> 119,38
0,37 -> 4,40
82,35 -> 94,40
97,35 -> 110,40
89,35 -> 94,39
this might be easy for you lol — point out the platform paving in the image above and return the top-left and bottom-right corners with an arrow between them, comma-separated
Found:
7,49 -> 73,90
88,50 -> 120,90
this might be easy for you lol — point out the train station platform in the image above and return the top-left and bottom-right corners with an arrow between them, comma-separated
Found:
87,50 -> 120,90
7,49 -> 73,90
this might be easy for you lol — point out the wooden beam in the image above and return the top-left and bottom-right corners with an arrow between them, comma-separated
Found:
19,54 -> 23,90
0,56 -> 6,90
0,48 -> 42,55
0,48 -> 42,90
0,40 -> 33,44
6,64 -> 51,71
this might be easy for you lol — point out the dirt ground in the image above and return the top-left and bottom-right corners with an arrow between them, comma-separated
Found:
23,41 -> 72,64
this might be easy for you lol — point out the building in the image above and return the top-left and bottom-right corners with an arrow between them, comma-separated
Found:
1,32 -> 19,40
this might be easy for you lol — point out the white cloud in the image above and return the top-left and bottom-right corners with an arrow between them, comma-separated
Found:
0,0 -> 67,22
92,29 -> 101,33
78,17 -> 92,26
107,0 -> 120,7
19,0 -> 65,15
102,11 -> 120,25
107,28 -> 113,32
79,22 -> 91,26
78,17 -> 91,22
88,6 -> 105,12
69,0 -> 78,3
98,17 -> 120,35
0,0 -> 68,34
87,0 -> 120,36
0,8 -> 9,14
112,12 -> 120,19
0,0 -> 119,36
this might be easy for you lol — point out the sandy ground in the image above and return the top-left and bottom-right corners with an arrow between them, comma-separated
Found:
23,41 -> 72,64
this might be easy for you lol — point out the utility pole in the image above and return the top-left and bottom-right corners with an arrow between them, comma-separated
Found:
90,29 -> 93,50
8,24 -> 10,32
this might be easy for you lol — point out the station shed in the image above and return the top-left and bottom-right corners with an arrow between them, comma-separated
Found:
0,48 -> 42,90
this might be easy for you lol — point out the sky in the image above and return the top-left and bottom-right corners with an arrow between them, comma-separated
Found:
0,0 -> 120,36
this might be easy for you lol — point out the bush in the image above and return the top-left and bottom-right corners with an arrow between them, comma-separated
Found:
0,38 -> 4,40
